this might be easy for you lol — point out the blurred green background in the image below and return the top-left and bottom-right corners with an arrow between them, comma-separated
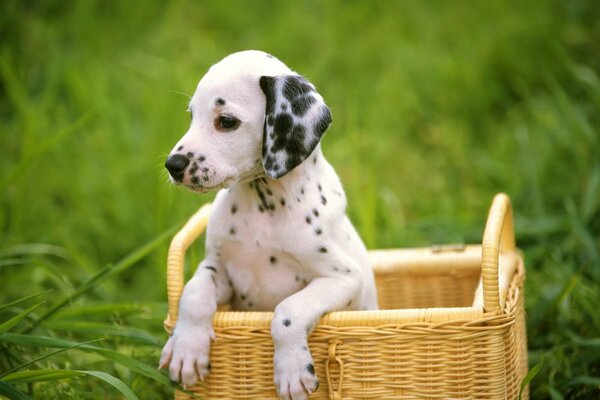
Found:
1,0 -> 599,398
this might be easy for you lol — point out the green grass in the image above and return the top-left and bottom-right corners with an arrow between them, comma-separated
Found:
1,0 -> 599,398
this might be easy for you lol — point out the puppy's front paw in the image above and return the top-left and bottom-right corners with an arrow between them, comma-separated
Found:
274,348 -> 319,400
159,324 -> 215,388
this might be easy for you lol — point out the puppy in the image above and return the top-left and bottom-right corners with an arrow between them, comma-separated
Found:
160,50 -> 378,400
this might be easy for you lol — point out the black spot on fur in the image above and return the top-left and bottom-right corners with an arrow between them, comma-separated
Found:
241,293 -> 247,300
254,181 -> 271,211
266,53 -> 274,59
258,205 -> 264,213
313,208 -> 319,217
283,76 -> 314,101
270,256 -> 277,264
305,216 -> 311,224
215,98 -> 226,106
262,136 -> 267,157
281,103 -> 287,110
302,346 -> 308,351
203,176 -> 209,181
289,124 -> 306,152
229,227 -> 236,235
198,155 -> 206,162
274,113 -> 293,138
191,176 -> 199,184
318,247 -> 327,253
300,187 -> 305,195
260,76 -> 276,115
266,187 -> 273,196
280,198 -> 286,206
315,227 -> 322,235
186,152 -> 194,158
332,266 -> 339,272
314,108 -> 332,136
205,266 -> 217,273
177,145 -> 183,151
248,301 -> 254,307
189,162 -> 198,174
295,275 -> 300,282
291,95 -> 316,117
283,318 -> 291,327
286,153 -> 303,174
321,195 -> 327,205
231,204 -> 238,214
317,183 -> 322,191
307,364 -> 315,375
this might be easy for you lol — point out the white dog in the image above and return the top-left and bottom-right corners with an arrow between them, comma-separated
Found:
159,50 -> 378,400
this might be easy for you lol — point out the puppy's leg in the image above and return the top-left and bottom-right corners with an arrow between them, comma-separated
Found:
272,254 -> 361,400
160,259 -> 231,387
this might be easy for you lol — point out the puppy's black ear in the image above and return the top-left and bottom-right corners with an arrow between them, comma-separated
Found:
259,75 -> 332,179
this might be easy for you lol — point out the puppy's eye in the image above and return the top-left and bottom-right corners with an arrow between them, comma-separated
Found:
215,115 -> 241,131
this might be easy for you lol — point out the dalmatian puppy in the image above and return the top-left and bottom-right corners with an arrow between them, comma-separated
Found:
159,50 -> 378,400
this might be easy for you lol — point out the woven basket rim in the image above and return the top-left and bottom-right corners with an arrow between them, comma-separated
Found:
164,249 -> 523,333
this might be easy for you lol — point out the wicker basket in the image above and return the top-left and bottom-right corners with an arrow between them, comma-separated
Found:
164,193 -> 528,399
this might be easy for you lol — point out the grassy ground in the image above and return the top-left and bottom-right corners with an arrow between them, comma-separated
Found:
1,0 -> 599,398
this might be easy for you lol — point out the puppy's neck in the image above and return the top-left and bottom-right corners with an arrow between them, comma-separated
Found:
240,147 -> 330,213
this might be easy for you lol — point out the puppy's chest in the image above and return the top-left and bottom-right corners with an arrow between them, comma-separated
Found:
213,207 -> 314,311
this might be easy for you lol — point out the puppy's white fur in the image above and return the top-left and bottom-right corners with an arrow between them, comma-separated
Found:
160,50 -> 378,400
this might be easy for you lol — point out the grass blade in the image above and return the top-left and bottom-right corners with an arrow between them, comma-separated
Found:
0,303 -> 43,334
77,370 -> 139,400
566,376 -> 600,387
41,320 -> 159,345
1,369 -> 82,383
1,369 -> 139,400
0,292 -> 48,313
519,354 -> 544,400
0,333 -> 171,386
0,338 -> 104,378
54,302 -> 153,319
0,381 -> 32,400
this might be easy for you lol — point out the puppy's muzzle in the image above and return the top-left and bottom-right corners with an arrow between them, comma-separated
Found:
165,154 -> 190,182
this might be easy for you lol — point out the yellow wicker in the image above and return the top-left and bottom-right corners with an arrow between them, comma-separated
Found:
164,193 -> 528,399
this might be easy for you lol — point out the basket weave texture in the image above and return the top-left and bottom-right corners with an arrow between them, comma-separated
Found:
164,193 -> 528,399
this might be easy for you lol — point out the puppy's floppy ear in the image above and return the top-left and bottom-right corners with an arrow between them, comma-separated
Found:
259,74 -> 332,179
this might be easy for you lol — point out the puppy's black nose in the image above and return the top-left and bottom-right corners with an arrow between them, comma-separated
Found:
165,154 -> 190,180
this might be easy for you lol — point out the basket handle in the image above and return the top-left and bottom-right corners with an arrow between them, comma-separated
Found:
481,193 -> 516,314
163,203 -> 212,334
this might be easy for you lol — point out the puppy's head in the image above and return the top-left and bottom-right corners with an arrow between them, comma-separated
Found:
165,50 -> 331,192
